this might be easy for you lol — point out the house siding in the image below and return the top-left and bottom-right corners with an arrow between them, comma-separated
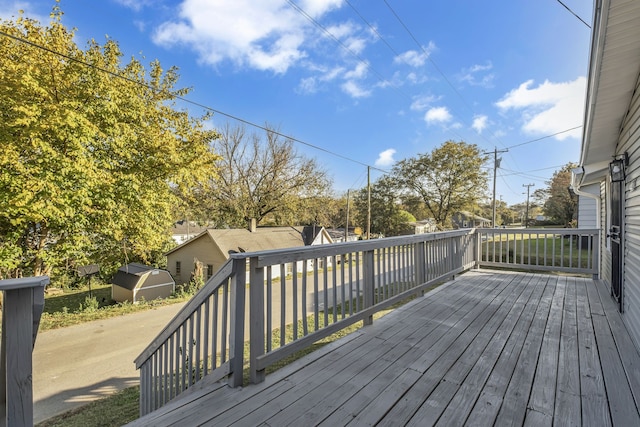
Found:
167,236 -> 227,285
618,74 -> 640,348
577,184 -> 599,229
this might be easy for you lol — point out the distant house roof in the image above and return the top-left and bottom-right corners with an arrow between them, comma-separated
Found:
166,226 -> 324,257
325,228 -> 359,241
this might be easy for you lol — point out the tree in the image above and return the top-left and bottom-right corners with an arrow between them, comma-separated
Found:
0,9 -> 219,278
540,163 -> 578,226
202,123 -> 332,227
353,176 -> 415,237
392,141 -> 489,228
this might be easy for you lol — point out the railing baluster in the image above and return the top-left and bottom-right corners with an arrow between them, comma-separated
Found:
267,266 -> 273,352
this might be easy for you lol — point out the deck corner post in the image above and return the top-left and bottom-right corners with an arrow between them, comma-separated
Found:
249,256 -> 266,384
228,258 -> 247,388
363,249 -> 375,326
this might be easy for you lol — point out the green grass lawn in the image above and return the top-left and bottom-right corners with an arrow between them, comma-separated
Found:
482,234 -> 592,268
38,282 -> 194,331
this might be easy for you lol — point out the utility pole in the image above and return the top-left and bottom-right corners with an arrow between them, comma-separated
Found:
523,183 -> 535,228
491,147 -> 508,228
345,189 -> 350,242
367,166 -> 371,240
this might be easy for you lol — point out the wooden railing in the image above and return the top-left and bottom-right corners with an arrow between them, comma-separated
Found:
477,228 -> 599,276
135,227 -> 599,415
0,276 -> 49,427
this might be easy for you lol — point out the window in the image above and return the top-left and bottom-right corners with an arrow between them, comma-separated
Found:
206,264 -> 214,279
175,261 -> 181,275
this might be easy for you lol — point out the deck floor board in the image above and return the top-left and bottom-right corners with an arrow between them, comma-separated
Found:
128,270 -> 640,427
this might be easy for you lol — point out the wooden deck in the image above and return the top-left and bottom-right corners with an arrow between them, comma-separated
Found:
128,269 -> 640,426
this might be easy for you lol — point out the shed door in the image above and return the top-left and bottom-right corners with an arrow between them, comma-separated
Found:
610,180 -> 624,312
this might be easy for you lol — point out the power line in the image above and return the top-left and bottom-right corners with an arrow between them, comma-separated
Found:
382,0 -> 507,151
284,0 -> 413,102
0,28 -> 388,174
556,0 -> 591,28
505,125 -> 583,149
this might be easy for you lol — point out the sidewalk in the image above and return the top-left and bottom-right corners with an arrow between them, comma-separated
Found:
32,302 -> 186,425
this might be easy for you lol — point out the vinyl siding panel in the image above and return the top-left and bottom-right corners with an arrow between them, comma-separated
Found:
619,74 -> 640,348
578,192 -> 598,229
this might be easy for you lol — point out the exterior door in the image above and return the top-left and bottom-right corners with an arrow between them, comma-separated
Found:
610,180 -> 624,312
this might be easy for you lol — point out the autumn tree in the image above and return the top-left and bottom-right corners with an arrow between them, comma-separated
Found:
539,163 -> 578,226
201,123 -> 332,227
392,141 -> 489,228
0,9 -> 219,278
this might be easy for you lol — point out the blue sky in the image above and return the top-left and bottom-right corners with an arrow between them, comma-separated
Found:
1,0 -> 593,206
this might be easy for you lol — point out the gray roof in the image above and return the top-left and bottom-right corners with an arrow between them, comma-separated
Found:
112,263 -> 172,291
166,226 -> 319,257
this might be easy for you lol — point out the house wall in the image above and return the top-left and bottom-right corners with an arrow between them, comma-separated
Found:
577,185 -> 599,229
167,237 -> 227,285
617,74 -> 640,348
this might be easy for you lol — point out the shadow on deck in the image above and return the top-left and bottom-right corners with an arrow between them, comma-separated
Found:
128,269 -> 640,426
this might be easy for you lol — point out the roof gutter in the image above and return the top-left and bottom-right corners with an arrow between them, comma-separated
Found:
579,0 -> 607,169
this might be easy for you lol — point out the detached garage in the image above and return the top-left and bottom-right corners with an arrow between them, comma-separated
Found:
112,263 -> 175,303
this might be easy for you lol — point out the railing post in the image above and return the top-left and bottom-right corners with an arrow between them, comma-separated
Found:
228,258 -> 246,388
249,256 -> 265,384
415,241 -> 426,295
593,231 -> 600,280
363,249 -> 375,326
474,229 -> 481,269
0,276 -> 48,427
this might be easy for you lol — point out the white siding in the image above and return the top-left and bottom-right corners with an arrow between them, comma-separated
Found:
618,74 -> 640,348
577,188 -> 598,229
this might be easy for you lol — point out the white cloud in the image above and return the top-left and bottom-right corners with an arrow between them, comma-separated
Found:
496,77 -> 586,139
424,107 -> 452,125
375,149 -> 396,167
459,61 -> 494,87
152,0 -> 354,76
0,1 -> 47,22
113,0 -> 155,12
410,94 -> 438,111
472,115 -> 488,133
341,80 -> 371,98
393,42 -> 435,67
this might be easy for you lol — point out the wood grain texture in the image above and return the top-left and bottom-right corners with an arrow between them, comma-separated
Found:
127,270 -> 640,427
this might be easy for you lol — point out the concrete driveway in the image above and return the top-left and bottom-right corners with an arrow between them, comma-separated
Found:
32,302 -> 186,425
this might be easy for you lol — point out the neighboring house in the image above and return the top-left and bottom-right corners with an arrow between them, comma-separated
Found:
572,0 -> 640,348
326,228 -> 360,243
166,223 -> 334,285
412,219 -> 438,234
171,220 -> 210,244
451,211 -> 491,229
111,263 -> 175,303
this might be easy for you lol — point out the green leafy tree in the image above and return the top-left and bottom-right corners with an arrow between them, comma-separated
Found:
354,176 -> 416,237
0,9 -> 219,278
393,141 -> 489,228
201,123 -> 332,227
540,163 -> 578,226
